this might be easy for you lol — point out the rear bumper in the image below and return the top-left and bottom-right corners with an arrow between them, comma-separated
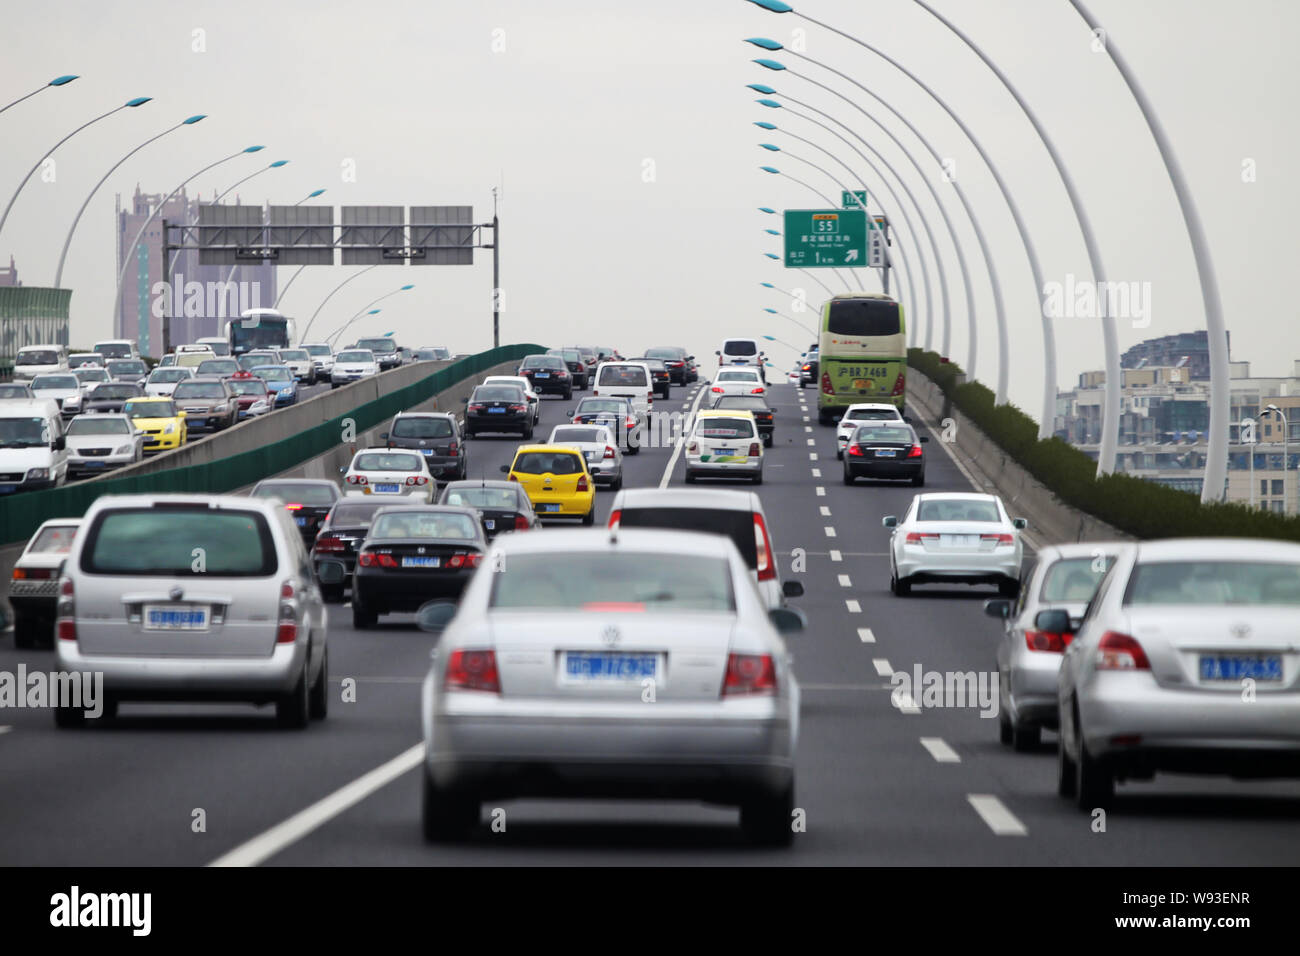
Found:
685,456 -> 761,477
531,494 -> 595,517
896,547 -> 1019,582
845,458 -> 922,479
1006,647 -> 1064,727
354,569 -> 473,608
528,380 -> 571,395
467,415 -> 529,433
55,639 -> 306,699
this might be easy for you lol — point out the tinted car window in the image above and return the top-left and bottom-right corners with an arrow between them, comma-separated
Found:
722,341 -> 758,356
716,370 -> 759,382
852,426 -> 914,443
33,375 -> 79,389
354,452 -> 422,471
124,400 -> 177,418
174,383 -> 227,399
392,417 -> 454,439
229,380 -> 269,395
577,400 -> 627,414
371,512 -> 478,540
551,427 -> 608,443
472,386 -> 524,402
253,483 -> 338,505
827,298 -> 901,336
149,369 -> 191,383
444,487 -> 519,510
1041,556 -> 1114,603
328,501 -> 394,527
916,500 -> 1000,522
91,385 -> 140,399
335,351 -> 373,363
491,552 -> 735,612
694,417 -> 756,439
356,339 -> 397,353
1123,561 -> 1300,607
31,525 -> 79,553
846,408 -> 900,421
17,350 -> 59,365
513,452 -> 583,475
616,507 -> 758,569
83,509 -> 277,576
67,418 -> 129,435
597,366 -> 648,386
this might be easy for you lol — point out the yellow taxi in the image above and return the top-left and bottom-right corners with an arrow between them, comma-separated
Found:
122,397 -> 188,454
502,444 -> 596,524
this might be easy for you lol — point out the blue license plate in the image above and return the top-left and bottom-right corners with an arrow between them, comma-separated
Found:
1199,655 -> 1282,682
401,556 -> 440,568
565,652 -> 658,681
144,605 -> 209,630
374,483 -> 400,493
876,449 -> 898,457
295,516 -> 308,526
85,461 -> 106,468
488,407 -> 506,413
484,519 -> 495,530
419,448 -> 433,455
538,503 -> 562,512
0,485 -> 16,494
535,372 -> 550,378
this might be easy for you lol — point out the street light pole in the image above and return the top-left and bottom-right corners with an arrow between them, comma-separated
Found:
0,74 -> 78,117
1263,405 -> 1290,515
300,264 -> 379,344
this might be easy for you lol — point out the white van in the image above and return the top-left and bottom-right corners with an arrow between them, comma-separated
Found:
194,336 -> 231,357
0,399 -> 68,494
12,345 -> 68,382
175,344 -> 217,369
592,361 -> 654,417
717,338 -> 766,382
92,339 -> 140,361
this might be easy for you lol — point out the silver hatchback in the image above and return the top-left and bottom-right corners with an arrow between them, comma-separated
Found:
54,494 -> 329,728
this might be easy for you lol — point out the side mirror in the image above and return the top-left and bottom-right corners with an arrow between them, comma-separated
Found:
415,600 -> 458,634
338,466 -> 347,474
54,435 -> 66,450
565,410 -> 574,417
983,598 -> 1012,620
1012,517 -> 1028,530
1035,609 -> 1073,634
714,350 -> 722,356
686,356 -> 694,362
782,580 -> 804,598
768,606 -> 806,634
919,436 -> 930,443
903,415 -> 913,424
881,515 -> 897,528
499,464 -> 510,474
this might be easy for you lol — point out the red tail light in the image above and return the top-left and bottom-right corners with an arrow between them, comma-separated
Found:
12,567 -> 53,580
801,364 -> 811,372
723,653 -> 777,696
447,552 -> 465,569
445,649 -> 500,692
345,474 -> 367,485
625,416 -> 636,429
603,445 -> 616,459
1025,629 -> 1071,653
905,532 -> 938,544
277,580 -> 298,643
359,551 -> 399,568
315,534 -> 344,553
56,577 -> 76,641
509,404 -> 527,413
754,513 -> 776,581
750,387 -> 765,394
576,474 -> 589,492
514,515 -> 530,530
748,442 -> 761,457
405,475 -> 429,486
573,416 -> 583,424
848,444 -> 864,457
821,371 -> 833,395
711,386 -> 723,393
448,441 -> 458,457
906,444 -> 923,458
980,533 -> 1014,545
608,508 -> 622,529
467,404 -> 485,413
891,373 -> 906,397
1096,631 -> 1150,670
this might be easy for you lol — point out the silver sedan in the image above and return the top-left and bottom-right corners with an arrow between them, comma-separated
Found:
1056,537 -> 1300,809
547,423 -> 624,490
417,527 -> 804,845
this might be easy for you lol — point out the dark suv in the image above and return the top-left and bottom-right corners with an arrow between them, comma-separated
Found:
516,354 -> 572,398
250,478 -> 341,545
381,412 -> 467,482
354,337 -> 403,371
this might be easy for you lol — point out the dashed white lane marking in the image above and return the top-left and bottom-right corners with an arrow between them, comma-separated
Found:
806,439 -> 816,446
815,486 -> 825,496
872,659 -> 893,676
802,416 -> 810,423
208,743 -> 424,867
659,383 -> 711,489
920,737 -> 961,763
811,468 -> 821,478
845,599 -> 862,613
824,526 -> 836,537
837,574 -> 852,588
967,795 -> 1028,836
819,506 -> 831,516
804,426 -> 812,433
893,691 -> 921,714
829,549 -> 842,561
857,627 -> 875,643
0,726 -> 11,735
809,452 -> 818,461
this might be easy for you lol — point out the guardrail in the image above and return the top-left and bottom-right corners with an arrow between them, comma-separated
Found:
0,343 -> 544,546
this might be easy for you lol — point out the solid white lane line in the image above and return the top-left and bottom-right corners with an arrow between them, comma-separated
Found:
920,737 -> 961,763
208,743 -> 424,867
872,659 -> 893,676
967,795 -> 1028,836
857,627 -> 875,643
824,526 -> 836,537
845,599 -> 862,613
819,506 -> 831,516
815,486 -> 825,496
829,549 -> 842,561
659,383 -> 711,489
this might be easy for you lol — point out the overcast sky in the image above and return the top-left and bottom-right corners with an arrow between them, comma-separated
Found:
1,0 -> 1295,413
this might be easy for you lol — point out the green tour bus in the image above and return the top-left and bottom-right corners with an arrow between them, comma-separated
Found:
815,292 -> 906,424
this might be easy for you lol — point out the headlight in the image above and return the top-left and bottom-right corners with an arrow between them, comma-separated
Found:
113,444 -> 132,455
25,468 -> 49,480
163,423 -> 175,434
213,402 -> 228,411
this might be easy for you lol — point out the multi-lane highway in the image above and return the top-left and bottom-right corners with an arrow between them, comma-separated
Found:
3,376 -> 1298,867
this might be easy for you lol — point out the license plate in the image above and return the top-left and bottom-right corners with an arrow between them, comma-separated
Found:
853,379 -> 871,389
143,605 -> 209,631
484,519 -> 495,530
714,447 -> 734,455
295,516 -> 308,526
538,503 -> 562,512
401,556 -> 440,568
419,448 -> 433,455
535,372 -> 550,378
1199,655 -> 1282,682
85,461 -> 106,468
563,651 -> 659,681
488,407 -> 506,413
941,534 -> 978,547
0,484 -> 16,494
374,483 -> 400,493
875,449 -> 898,458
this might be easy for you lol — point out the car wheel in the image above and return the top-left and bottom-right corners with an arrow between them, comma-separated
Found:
1075,733 -> 1113,810
1057,731 -> 1079,798
799,381 -> 806,389
276,668 -> 310,729
892,573 -> 911,597
842,469 -> 854,486
998,708 -> 1013,746
998,578 -> 1020,598
752,472 -> 763,486
611,473 -> 622,491
523,424 -> 534,440
331,382 -> 339,390
321,583 -> 345,604
12,614 -> 33,649
422,771 -> 479,843
581,509 -> 595,526
1012,720 -> 1041,753
763,433 -> 772,447
818,409 -> 833,426
835,448 -> 843,460
627,440 -> 640,456
684,470 -> 696,483
309,647 -> 329,720
912,471 -> 926,487
740,780 -> 795,847
564,388 -> 573,400
352,598 -> 377,629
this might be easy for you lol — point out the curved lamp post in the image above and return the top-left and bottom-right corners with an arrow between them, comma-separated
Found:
0,74 -> 78,117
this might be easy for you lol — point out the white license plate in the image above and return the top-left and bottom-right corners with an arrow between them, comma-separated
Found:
143,605 -> 209,631
374,483 -> 400,493
401,556 -> 440,568
941,534 -> 978,547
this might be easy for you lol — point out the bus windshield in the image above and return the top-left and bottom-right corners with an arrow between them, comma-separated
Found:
227,315 -> 291,355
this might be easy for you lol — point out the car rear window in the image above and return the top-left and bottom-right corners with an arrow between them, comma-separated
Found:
723,340 -> 758,356
597,366 -> 648,386
512,452 -> 584,475
1041,556 -> 1114,603
92,384 -> 138,399
17,350 -> 59,365
328,501 -> 393,527
521,355 -> 564,369
392,417 -> 454,439
67,418 -> 129,435
149,369 -> 191,382
615,508 -> 758,569
916,500 -> 1000,522
490,552 -> 735,611
336,351 -> 372,363
443,487 -> 519,510
33,375 -> 78,389
578,400 -> 626,414
852,426 -> 913,443
550,427 -> 607,443
827,298 -> 901,336
473,387 -> 523,402
354,452 -> 422,471
715,397 -> 767,410
30,525 -> 79,554
694,417 -> 755,439
846,408 -> 900,421
371,511 -> 479,540
717,369 -> 759,382
357,339 -> 397,352
197,360 -> 240,375
253,483 -> 337,505
1123,561 -> 1300,607
82,508 -> 277,576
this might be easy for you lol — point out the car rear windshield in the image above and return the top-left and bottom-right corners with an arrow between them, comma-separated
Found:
31,525 -> 79,553
490,552 -> 735,612
723,341 -> 757,356
578,400 -> 626,414
715,397 -> 768,411
17,350 -> 59,365
0,417 -> 49,446
616,508 -> 758,569
0,386 -> 30,398
521,355 -> 563,369
513,451 -> 584,475
392,417 -> 454,439
1124,561 -> 1300,606
443,487 -> 518,510
95,344 -> 133,358
197,361 -> 240,374
124,400 -> 176,418
75,369 -> 110,383
174,383 -> 226,399
597,366 -> 648,386
356,339 -> 397,353
717,369 -> 758,381
473,387 -> 523,402
82,508 -> 277,576
846,408 -> 899,421
852,426 -> 913,443
827,298 -> 901,336
916,499 -> 1001,522
1041,557 -> 1114,603
695,417 -> 755,439
646,348 -> 679,359
371,511 -> 479,540
354,452 -> 422,471
253,483 -> 337,505
328,501 -> 393,528
551,427 -> 607,443
304,345 -> 331,356
67,418 -> 129,435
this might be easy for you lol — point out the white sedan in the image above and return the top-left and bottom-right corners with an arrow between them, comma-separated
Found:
144,367 -> 195,397
836,402 -> 905,458
484,375 -> 540,425
416,527 -> 805,845
331,349 -> 380,388
882,492 -> 1026,597
342,447 -> 436,503
708,367 -> 767,399
30,373 -> 82,419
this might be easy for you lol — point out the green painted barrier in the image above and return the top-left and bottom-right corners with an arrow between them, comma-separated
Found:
0,344 -> 544,545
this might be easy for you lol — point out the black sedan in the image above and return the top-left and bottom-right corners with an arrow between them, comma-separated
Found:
630,357 -> 672,398
249,478 -> 341,545
842,423 -> 928,486
439,479 -> 540,538
82,382 -> 146,415
547,348 -> 590,389
464,384 -> 533,438
712,394 -> 775,446
515,355 -> 572,397
646,346 -> 690,384
351,505 -> 488,628
311,497 -> 425,602
799,351 -> 819,389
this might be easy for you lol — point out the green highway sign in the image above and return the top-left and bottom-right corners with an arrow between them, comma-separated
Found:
841,190 -> 868,210
784,208 -> 868,268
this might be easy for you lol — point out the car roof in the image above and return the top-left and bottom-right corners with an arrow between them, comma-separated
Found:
914,492 -> 1001,502
0,399 -> 60,414
512,443 -> 587,455
614,487 -> 761,512
180,375 -> 230,383
81,493 -> 287,517
845,403 -> 901,412
255,478 -> 338,489
697,408 -> 756,419
494,526 -> 739,558
394,410 -> 455,419
353,446 -> 421,455
1132,538 -> 1300,562
1035,541 -> 1132,561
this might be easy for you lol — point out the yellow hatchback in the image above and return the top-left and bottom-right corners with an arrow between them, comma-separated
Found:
122,397 -> 188,454
502,444 -> 596,524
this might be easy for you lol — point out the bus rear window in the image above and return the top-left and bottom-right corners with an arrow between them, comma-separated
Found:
827,299 -> 900,337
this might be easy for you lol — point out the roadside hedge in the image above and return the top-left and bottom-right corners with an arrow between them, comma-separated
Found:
907,348 -> 1300,541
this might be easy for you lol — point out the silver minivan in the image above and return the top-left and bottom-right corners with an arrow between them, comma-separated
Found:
54,494 -> 329,728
